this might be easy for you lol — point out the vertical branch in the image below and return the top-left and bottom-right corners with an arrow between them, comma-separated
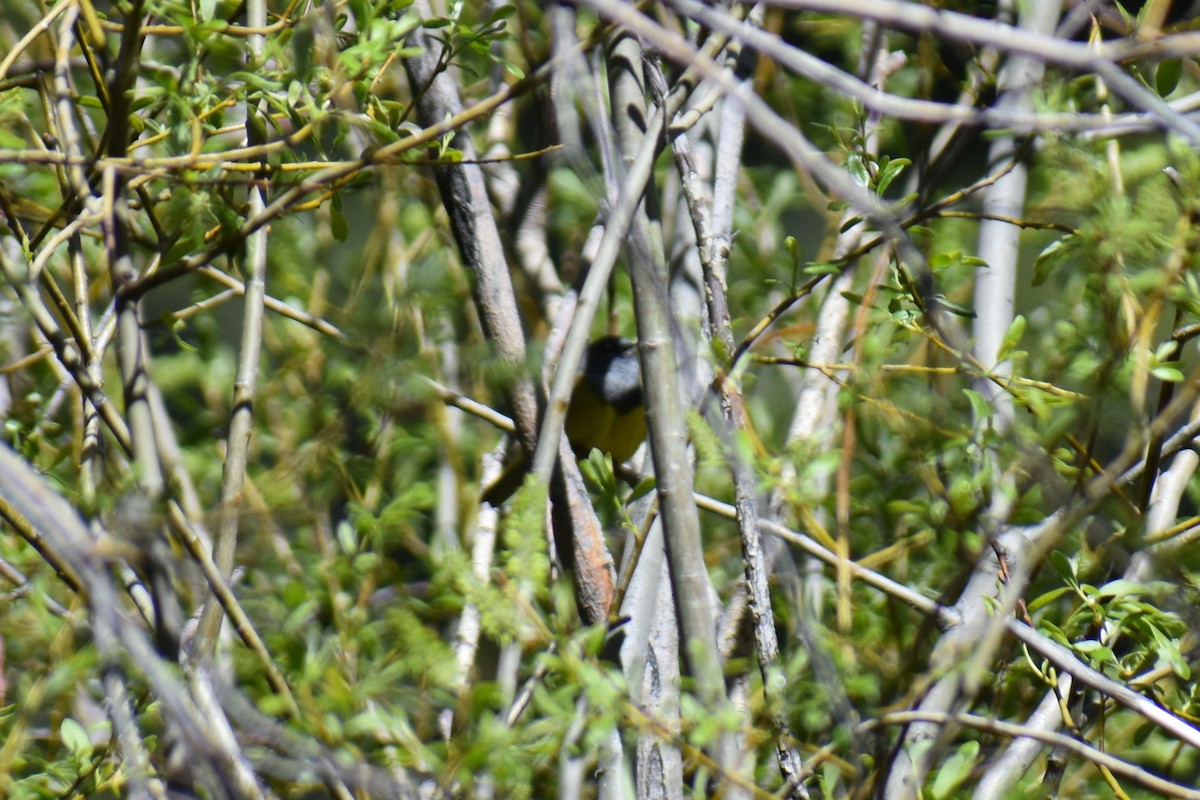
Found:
441,442 -> 503,741
102,0 -> 160,493
606,26 -> 736,783
193,0 -> 271,658
402,2 -> 623,620
71,237 -> 103,505
663,68 -> 811,800
887,5 -> 1064,792
403,0 -> 538,450
432,335 -> 464,555
972,1 -> 1060,439
32,9 -> 135,456
766,27 -> 893,793
633,553 -> 683,798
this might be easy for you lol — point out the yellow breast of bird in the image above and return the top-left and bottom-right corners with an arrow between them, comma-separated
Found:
565,385 -> 647,465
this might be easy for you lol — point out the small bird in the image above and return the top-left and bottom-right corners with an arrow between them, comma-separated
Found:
482,336 -> 646,506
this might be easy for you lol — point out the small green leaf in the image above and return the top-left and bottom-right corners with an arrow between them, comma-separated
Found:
1074,641 -> 1115,666
932,296 -> 976,318
170,318 -> 198,352
1157,59 -> 1182,97
499,59 -> 525,79
996,314 -> 1026,363
875,157 -> 910,195
488,4 -> 516,21
336,519 -> 358,553
1095,578 -> 1144,599
331,207 -> 349,242
804,262 -> 841,276
847,153 -> 869,187
963,388 -> 993,420
1152,627 -> 1190,679
819,762 -> 839,798
1151,365 -> 1184,383
628,475 -> 655,501
840,214 -> 866,233
929,251 -> 958,270
580,449 -> 617,495
931,740 -> 979,800
60,718 -> 91,757
352,551 -> 381,572
1049,550 -> 1077,583
1132,721 -> 1155,746
1027,585 -> 1073,613
227,71 -> 283,92
1032,235 -> 1079,286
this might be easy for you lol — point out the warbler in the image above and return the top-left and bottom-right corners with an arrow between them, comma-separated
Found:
482,336 -> 646,506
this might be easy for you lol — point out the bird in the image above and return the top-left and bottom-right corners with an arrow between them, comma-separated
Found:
481,336 -> 646,506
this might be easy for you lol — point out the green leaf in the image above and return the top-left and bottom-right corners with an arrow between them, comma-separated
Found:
60,718 -> 90,757
331,206 -> 349,242
1032,235 -> 1079,286
933,296 -> 976,318
336,519 -> 358,554
847,153 -> 870,187
819,762 -> 839,798
628,476 -> 655,502
498,58 -> 525,79
804,261 -> 841,276
1027,585 -> 1073,613
929,251 -> 959,270
996,314 -> 1026,363
1049,551 -> 1077,583
579,448 -> 618,496
1157,59 -> 1181,97
1152,626 -> 1190,679
840,214 -> 866,233
1152,365 -> 1184,382
170,317 -> 198,352
487,4 -> 516,21
1095,578 -> 1144,599
875,157 -> 910,195
227,71 -> 283,92
931,740 -> 979,800
1074,641 -> 1116,667
1132,721 -> 1155,746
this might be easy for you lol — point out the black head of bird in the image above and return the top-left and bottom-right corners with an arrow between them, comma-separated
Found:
564,336 -> 646,464
481,336 -> 647,506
